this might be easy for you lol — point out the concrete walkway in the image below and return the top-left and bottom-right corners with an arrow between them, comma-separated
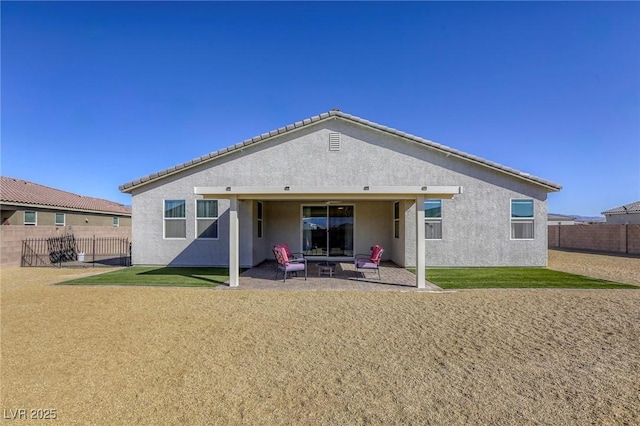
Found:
218,261 -> 443,291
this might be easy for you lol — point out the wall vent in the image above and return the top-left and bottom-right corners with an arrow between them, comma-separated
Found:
329,132 -> 341,151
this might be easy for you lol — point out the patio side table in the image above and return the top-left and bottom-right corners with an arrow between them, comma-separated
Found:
317,261 -> 336,277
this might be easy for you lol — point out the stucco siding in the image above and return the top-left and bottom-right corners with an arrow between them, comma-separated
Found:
265,201 -> 302,259
605,213 -> 640,225
132,192 -> 254,267
1,207 -> 130,227
419,184 -> 548,267
352,201 -> 392,259
129,119 -> 551,267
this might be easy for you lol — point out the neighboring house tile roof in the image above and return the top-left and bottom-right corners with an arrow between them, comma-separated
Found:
119,110 -> 562,193
602,201 -> 640,215
1,176 -> 131,215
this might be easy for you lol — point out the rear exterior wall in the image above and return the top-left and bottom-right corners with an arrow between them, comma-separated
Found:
129,120 -> 550,267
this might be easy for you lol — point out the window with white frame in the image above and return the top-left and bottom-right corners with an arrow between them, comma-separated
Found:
196,200 -> 218,239
393,202 -> 400,239
24,211 -> 37,226
164,200 -> 186,238
257,201 -> 263,238
425,200 -> 442,240
511,199 -> 534,239
55,212 -> 65,226
113,217 -> 119,227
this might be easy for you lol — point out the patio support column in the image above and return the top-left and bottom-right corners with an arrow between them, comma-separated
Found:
415,195 -> 426,289
229,195 -> 240,287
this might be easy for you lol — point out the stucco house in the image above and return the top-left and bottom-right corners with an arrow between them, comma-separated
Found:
119,110 -> 561,288
1,176 -> 131,227
1,176 -> 132,267
602,201 -> 640,224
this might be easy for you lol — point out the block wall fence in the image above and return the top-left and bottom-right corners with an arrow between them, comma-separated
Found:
4,224 -> 636,267
1,226 -> 132,268
548,224 -> 640,255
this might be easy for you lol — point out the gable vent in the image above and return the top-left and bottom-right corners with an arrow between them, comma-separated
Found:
329,132 -> 341,151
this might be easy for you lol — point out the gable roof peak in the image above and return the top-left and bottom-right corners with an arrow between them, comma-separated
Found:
119,110 -> 562,193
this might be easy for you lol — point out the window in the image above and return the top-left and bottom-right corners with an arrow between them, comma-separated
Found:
113,217 -> 119,227
393,202 -> 400,239
196,200 -> 218,239
24,211 -> 37,226
164,200 -> 186,238
425,200 -> 442,240
511,199 -> 534,239
55,213 -> 65,226
257,201 -> 263,238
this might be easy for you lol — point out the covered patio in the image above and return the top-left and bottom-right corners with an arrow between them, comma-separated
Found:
195,185 -> 463,289
216,260 -> 444,291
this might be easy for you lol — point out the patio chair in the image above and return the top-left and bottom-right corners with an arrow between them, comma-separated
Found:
355,245 -> 384,280
273,243 -> 305,272
273,245 -> 307,282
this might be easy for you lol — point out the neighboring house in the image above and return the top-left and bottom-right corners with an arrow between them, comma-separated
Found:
120,110 -> 561,288
548,214 -> 576,226
1,176 -> 131,227
602,201 -> 640,224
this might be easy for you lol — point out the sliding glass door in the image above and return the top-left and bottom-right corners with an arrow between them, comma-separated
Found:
302,206 -> 327,256
302,205 -> 354,257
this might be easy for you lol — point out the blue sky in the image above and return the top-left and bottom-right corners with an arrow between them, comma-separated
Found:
2,2 -> 639,216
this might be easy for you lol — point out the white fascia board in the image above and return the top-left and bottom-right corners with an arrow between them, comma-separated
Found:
194,186 -> 462,200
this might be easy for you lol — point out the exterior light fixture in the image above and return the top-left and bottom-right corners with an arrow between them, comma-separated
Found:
284,186 -> 290,191
226,187 -> 232,191
363,186 -> 370,191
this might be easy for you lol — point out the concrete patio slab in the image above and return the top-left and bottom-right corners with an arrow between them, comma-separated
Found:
217,261 -> 443,291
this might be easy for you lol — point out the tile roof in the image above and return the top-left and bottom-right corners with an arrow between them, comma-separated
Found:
119,110 -> 562,193
602,201 -> 640,215
1,176 -> 131,215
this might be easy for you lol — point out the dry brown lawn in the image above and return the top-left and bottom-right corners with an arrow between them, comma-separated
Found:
2,253 -> 639,425
548,249 -> 640,286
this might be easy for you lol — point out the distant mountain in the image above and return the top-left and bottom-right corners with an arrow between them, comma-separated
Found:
549,214 -> 605,223
573,215 -> 605,223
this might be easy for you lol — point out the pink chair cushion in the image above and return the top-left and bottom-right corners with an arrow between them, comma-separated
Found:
276,243 -> 293,258
273,245 -> 289,263
370,245 -> 383,264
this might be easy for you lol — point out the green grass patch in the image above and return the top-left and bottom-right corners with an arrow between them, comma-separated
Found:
426,268 -> 638,290
59,267 -> 230,287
